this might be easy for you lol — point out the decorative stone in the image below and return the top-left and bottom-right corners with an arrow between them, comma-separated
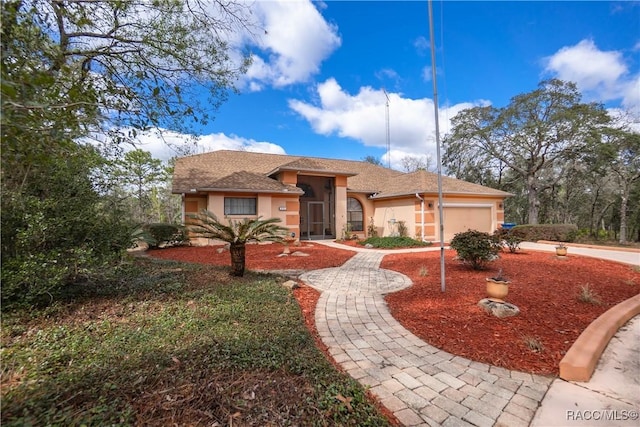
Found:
478,298 -> 520,318
365,243 -> 374,248
291,251 -> 310,257
282,280 -> 300,290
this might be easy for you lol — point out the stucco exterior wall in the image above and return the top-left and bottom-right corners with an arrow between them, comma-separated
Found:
372,194 -> 506,242
372,198 -> 416,238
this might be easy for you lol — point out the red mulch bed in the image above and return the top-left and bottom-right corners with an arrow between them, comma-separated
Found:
147,242 -> 355,271
382,250 -> 640,375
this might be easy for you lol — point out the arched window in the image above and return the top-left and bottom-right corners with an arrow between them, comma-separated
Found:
347,197 -> 363,231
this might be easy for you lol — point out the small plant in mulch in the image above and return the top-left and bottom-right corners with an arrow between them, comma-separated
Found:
522,335 -> 544,353
493,228 -> 524,253
450,229 -> 502,270
419,265 -> 429,277
577,284 -> 602,305
489,268 -> 509,283
367,217 -> 378,238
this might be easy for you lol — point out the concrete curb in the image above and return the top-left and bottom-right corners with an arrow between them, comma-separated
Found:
559,294 -> 640,382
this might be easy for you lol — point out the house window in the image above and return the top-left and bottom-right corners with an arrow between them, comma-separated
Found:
347,197 -> 363,231
224,197 -> 257,215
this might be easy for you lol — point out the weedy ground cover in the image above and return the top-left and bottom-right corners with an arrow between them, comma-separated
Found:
1,257 -> 389,426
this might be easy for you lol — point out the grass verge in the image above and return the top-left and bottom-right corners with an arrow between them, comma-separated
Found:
1,257 -> 390,426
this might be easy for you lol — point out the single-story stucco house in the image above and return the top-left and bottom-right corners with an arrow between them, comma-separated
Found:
172,150 -> 511,243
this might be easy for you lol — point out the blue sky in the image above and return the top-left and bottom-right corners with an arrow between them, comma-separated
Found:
138,1 -> 640,170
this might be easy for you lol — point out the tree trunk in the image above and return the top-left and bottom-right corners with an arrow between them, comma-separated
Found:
619,184 -> 629,244
229,242 -> 246,277
527,176 -> 539,225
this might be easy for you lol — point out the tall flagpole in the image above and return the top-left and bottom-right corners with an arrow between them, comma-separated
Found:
428,0 -> 446,292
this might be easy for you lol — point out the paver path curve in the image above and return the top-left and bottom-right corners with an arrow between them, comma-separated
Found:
300,251 -> 552,427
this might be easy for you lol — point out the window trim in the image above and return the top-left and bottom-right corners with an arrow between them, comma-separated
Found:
346,197 -> 364,232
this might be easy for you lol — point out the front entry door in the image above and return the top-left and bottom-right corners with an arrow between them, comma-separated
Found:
307,202 -> 325,240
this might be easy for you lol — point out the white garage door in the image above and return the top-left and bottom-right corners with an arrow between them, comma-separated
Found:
443,207 -> 492,243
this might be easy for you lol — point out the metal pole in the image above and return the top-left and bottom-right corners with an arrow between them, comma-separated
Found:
428,0 -> 446,292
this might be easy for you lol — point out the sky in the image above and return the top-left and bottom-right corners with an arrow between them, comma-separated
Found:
134,1 -> 640,170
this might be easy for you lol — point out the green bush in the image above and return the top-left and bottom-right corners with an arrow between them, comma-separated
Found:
510,224 -> 578,242
449,229 -> 501,270
494,228 -> 524,253
359,236 -> 431,249
143,223 -> 188,248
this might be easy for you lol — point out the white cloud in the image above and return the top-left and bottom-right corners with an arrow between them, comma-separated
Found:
288,78 -> 488,166
240,1 -> 341,90
422,66 -> 432,82
544,39 -> 639,114
97,128 -> 286,162
413,36 -> 430,55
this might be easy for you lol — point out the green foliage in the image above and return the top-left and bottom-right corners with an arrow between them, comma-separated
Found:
360,236 -> 432,249
1,259 -> 390,426
187,210 -> 288,276
1,146 -> 131,309
2,0 -> 252,144
187,210 -> 288,245
510,224 -> 578,242
113,149 -> 171,223
449,230 -> 502,270
494,228 -> 524,253
443,79 -> 611,225
143,223 -> 188,249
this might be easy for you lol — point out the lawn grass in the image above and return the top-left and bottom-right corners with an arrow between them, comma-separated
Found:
1,257 -> 390,426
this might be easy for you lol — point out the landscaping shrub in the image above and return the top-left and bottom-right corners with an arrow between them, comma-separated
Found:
367,217 -> 378,238
397,220 -> 408,237
360,236 -> 431,249
143,223 -> 189,248
449,229 -> 501,270
494,228 -> 524,253
510,224 -> 578,242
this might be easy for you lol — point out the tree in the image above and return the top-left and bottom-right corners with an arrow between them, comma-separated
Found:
186,210 -> 288,276
2,0 -> 252,145
114,149 -> 168,222
600,130 -> 640,243
401,155 -> 434,173
1,0 -> 253,306
443,80 -> 610,224
1,144 -> 131,307
362,155 -> 383,166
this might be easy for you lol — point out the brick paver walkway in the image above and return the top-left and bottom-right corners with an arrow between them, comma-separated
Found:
300,251 -> 553,427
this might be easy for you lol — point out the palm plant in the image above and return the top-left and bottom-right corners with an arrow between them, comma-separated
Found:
187,210 -> 288,276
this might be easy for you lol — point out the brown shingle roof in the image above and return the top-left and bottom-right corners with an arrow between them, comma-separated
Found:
172,150 -> 511,197
201,171 -> 303,193
371,170 -> 512,198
